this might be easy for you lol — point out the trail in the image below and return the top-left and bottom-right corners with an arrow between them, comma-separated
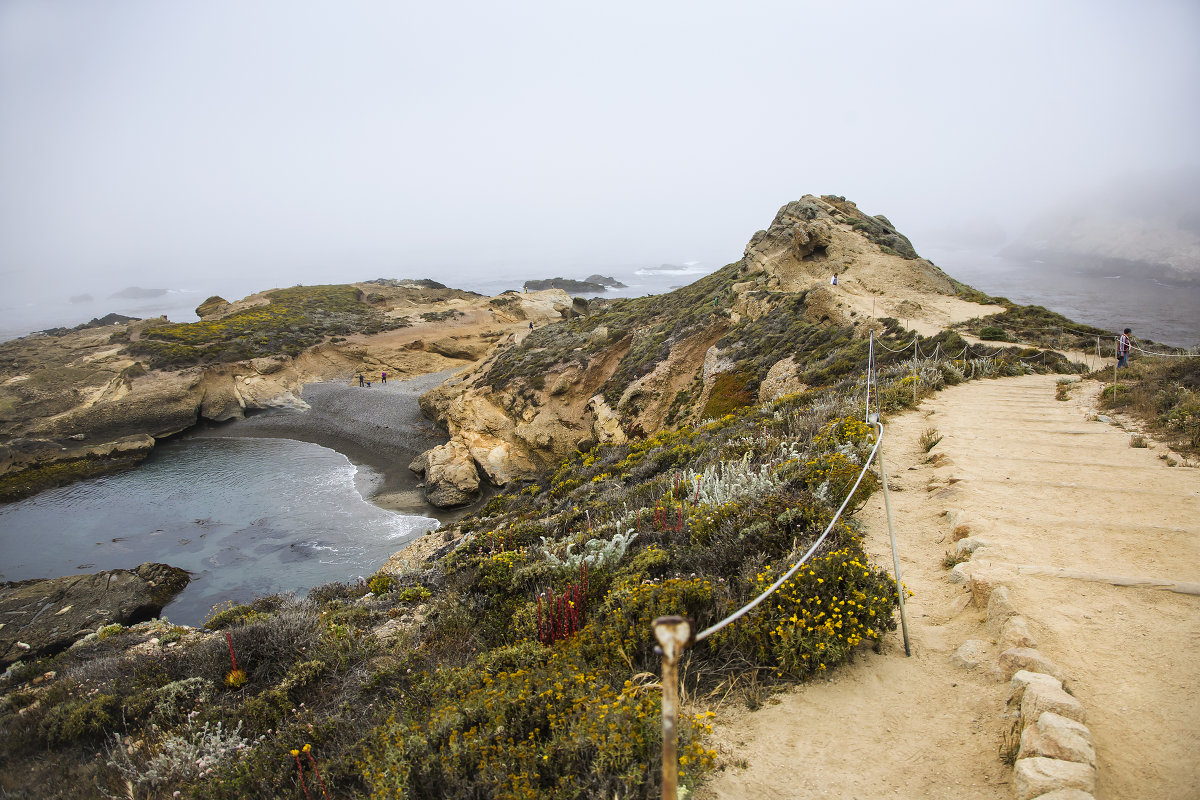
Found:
698,374 -> 1200,799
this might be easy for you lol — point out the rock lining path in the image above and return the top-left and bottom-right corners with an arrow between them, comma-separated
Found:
699,373 -> 1200,799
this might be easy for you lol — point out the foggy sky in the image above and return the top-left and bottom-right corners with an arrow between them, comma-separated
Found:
2,0 -> 1198,309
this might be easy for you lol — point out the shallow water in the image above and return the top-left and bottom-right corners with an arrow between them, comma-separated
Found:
0,436 -> 436,626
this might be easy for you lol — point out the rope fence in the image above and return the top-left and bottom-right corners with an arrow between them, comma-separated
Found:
650,326 -> 1195,797
651,331 -> 911,799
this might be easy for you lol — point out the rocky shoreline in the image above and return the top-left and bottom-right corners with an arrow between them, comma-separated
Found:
0,562 -> 189,670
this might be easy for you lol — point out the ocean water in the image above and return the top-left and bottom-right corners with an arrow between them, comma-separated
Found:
0,436 -> 436,626
925,247 -> 1200,348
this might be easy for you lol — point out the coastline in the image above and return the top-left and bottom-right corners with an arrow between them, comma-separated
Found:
188,369 -> 474,526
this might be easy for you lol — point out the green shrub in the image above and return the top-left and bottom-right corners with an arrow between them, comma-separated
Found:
979,326 -> 1008,341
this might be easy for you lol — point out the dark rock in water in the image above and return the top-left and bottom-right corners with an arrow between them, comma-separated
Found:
584,274 -> 627,288
0,562 -> 190,667
523,277 -> 610,294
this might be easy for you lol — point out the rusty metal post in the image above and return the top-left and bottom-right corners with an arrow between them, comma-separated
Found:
654,615 -> 691,800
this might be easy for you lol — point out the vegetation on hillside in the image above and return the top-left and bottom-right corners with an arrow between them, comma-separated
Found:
125,285 -> 409,370
958,303 -> 1115,352
0,315 -> 1085,798
1094,355 -> 1200,458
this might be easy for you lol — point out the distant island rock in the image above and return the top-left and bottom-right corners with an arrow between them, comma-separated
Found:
523,275 -> 625,293
109,286 -> 168,300
68,293 -> 93,304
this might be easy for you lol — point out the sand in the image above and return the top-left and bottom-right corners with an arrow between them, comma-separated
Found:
188,369 -> 475,521
698,373 -> 1200,799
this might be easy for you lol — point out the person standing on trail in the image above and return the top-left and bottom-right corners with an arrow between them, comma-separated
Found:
358,373 -> 364,387
830,272 -> 838,286
1117,328 -> 1133,368
381,371 -> 387,384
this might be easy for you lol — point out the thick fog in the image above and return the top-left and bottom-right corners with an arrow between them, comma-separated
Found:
2,0 -> 1198,337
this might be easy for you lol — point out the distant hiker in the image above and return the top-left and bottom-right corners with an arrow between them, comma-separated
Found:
830,273 -> 838,286
358,373 -> 364,387
1117,328 -> 1133,367
529,322 -> 534,330
381,371 -> 387,384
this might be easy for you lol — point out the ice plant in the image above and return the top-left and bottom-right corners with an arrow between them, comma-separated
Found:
224,631 -> 247,689
290,749 -> 313,800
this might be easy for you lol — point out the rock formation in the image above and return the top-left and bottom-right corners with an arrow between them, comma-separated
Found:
0,283 -> 568,502
0,562 -> 189,668
405,195 -> 988,506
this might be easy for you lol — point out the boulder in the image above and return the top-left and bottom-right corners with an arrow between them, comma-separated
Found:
951,639 -> 990,670
1012,757 -> 1096,800
1000,615 -> 1039,651
1020,679 -> 1086,728
427,337 -> 489,361
759,357 -> 806,401
460,431 -> 516,486
418,440 -> 480,507
195,296 -> 230,319
791,218 -> 834,259
1018,712 -> 1096,766
0,563 -> 189,668
1000,647 -> 1067,681
965,563 -> 1016,607
986,585 -> 1018,637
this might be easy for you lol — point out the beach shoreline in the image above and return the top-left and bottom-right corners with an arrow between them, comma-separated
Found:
187,369 -> 476,526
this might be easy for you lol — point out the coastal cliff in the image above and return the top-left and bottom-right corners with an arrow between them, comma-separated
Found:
407,195 -> 998,506
0,283 -> 573,502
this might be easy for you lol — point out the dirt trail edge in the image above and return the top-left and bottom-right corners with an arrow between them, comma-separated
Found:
698,373 -> 1200,800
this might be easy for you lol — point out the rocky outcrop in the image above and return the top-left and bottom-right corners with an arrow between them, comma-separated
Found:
0,562 -> 189,668
195,295 -> 230,319
409,440 -> 480,507
0,434 -> 156,503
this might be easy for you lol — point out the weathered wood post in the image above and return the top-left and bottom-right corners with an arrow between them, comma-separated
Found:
654,615 -> 691,800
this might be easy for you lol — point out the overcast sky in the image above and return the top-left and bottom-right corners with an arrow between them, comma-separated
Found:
1,0 -> 1198,312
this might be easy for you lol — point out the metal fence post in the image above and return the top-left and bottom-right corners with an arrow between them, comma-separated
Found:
654,615 -> 691,800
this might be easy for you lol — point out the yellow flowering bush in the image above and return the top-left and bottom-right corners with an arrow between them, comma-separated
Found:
725,549 -> 898,677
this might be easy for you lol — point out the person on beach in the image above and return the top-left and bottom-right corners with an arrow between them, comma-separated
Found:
358,373 -> 364,387
1117,328 -> 1133,367
381,371 -> 387,384
830,273 -> 838,286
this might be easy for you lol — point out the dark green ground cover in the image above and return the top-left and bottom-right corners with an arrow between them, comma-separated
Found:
125,285 -> 409,370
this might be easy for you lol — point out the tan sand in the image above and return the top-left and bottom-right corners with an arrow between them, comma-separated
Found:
698,374 -> 1200,799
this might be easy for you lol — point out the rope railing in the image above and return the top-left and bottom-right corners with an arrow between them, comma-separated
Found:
651,330 -> 912,799
1126,341 -> 1200,358
691,422 -> 885,644
650,324 -> 1197,796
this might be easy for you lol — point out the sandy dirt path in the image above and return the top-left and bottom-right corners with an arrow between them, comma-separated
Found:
699,374 -> 1200,800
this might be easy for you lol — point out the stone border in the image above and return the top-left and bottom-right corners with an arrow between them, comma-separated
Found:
946,512 -> 1099,800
